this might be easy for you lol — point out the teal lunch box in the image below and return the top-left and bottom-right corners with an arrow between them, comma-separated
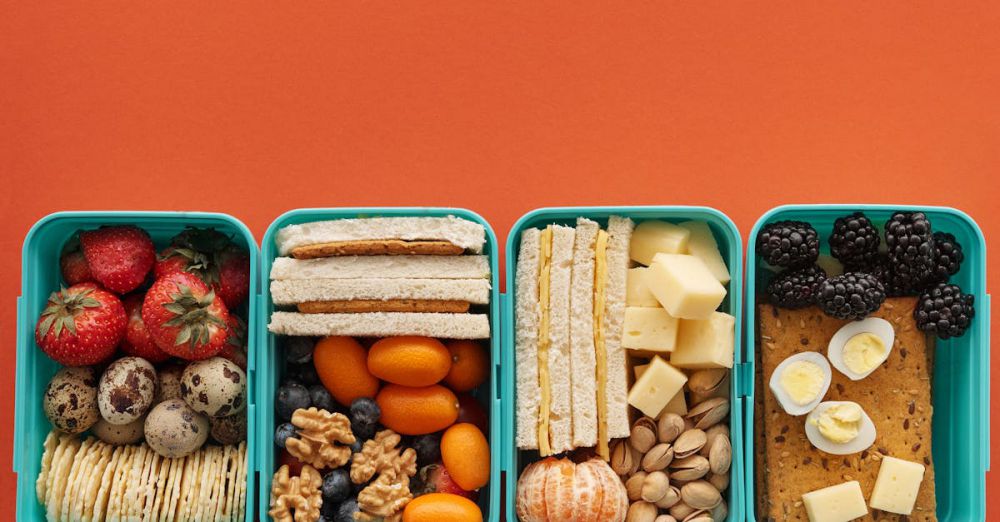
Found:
501,206 -> 747,522
745,205 -> 991,521
256,208 -> 502,522
14,211 -> 260,521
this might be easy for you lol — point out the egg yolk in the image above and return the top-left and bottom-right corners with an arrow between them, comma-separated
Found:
812,403 -> 862,443
842,332 -> 886,374
780,361 -> 824,405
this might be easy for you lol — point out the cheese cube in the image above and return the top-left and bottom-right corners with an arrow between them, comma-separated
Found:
627,356 -> 687,418
634,364 -> 687,415
622,307 -> 679,352
801,481 -> 868,522
869,456 -> 926,515
626,268 -> 660,306
630,220 -> 690,265
671,312 -> 735,369
647,254 -> 727,320
678,221 -> 730,284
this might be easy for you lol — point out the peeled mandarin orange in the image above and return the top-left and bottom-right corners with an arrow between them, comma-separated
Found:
402,492 -> 483,522
441,423 -> 490,491
367,336 -> 452,387
313,336 -> 379,406
442,340 -> 490,392
376,384 -> 459,435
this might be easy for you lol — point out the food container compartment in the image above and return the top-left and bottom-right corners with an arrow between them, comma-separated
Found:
745,204 -> 990,521
256,207 -> 501,521
13,211 -> 260,521
501,206 -> 746,522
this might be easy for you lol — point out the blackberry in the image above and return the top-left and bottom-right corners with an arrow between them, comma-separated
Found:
756,220 -> 820,268
915,283 -> 975,339
766,265 -> 827,309
884,212 -> 936,295
927,232 -> 964,283
828,212 -> 881,269
816,272 -> 886,320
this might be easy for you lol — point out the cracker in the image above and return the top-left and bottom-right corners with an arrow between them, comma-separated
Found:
198,446 -> 221,521
104,445 -> 131,522
177,446 -> 202,521
78,441 -> 112,521
46,436 -> 81,522
93,445 -> 125,522
757,298 -> 937,521
126,444 -> 153,520
223,445 -> 241,522
36,431 -> 59,504
152,457 -> 177,521
42,434 -> 69,504
62,437 -> 96,521
291,239 -> 464,259
237,442 -> 248,521
212,445 -> 232,521
297,299 -> 472,314
164,454 -> 190,522
140,451 -> 165,521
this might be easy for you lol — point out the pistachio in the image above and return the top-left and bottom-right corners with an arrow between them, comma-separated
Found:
708,434 -> 732,475
668,501 -> 697,520
711,499 -> 728,520
683,515 -> 713,522
682,416 -> 696,432
706,471 -> 730,492
686,397 -> 729,430
640,471 -> 670,503
657,413 -> 686,443
673,429 -> 707,459
669,455 -> 710,481
654,516 -> 678,522
680,480 -> 722,510
626,501 -> 658,522
611,439 -> 636,476
641,443 -> 674,472
630,417 -> 658,453
700,424 -> 730,457
687,369 -> 727,395
625,471 -> 648,502
654,485 -> 681,509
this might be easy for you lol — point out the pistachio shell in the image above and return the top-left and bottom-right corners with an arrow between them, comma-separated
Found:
673,429 -> 707,459
654,516 -> 678,522
711,499 -> 728,520
626,471 -> 648,501
707,471 -> 730,492
641,471 -> 670,503
668,501 -> 697,520
686,397 -> 730,430
611,439 -> 636,476
626,501 -> 658,522
680,480 -> 722,510
700,424 -> 730,457
654,485 -> 682,509
657,413 -> 686,443
630,417 -> 658,453
669,455 -> 710,482
641,443 -> 675,472
687,369 -> 727,394
708,435 -> 732,475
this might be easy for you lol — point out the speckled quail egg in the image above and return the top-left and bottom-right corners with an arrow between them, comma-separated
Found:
180,357 -> 246,418
155,361 -> 185,403
768,351 -> 832,416
805,401 -> 877,455
827,317 -> 895,381
210,409 -> 247,445
92,416 -> 145,445
43,367 -> 100,434
144,399 -> 209,458
98,357 -> 157,425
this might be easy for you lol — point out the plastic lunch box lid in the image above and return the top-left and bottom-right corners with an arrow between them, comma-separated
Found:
14,210 -> 260,522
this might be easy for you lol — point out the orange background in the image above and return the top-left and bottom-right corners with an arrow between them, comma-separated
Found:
1,1 -> 997,517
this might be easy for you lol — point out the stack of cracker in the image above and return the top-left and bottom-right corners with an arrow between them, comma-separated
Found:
36,432 -> 247,522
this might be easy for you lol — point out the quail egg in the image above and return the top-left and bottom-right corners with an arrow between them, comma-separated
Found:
155,361 -> 185,403
43,367 -> 100,434
92,416 -> 145,445
805,401 -> 876,455
98,357 -> 157,425
768,351 -> 832,416
144,399 -> 209,458
210,409 -> 247,445
181,357 -> 246,418
827,317 -> 895,380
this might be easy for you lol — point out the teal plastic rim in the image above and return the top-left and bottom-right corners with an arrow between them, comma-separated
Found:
501,206 -> 746,522
744,204 -> 991,521
14,210 -> 260,522
255,207 -> 501,522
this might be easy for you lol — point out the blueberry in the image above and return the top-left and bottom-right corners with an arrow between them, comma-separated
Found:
350,398 -> 381,426
321,469 -> 351,505
412,433 -> 442,466
320,499 -> 338,518
350,439 -> 363,454
284,337 -> 315,364
274,422 -> 297,449
334,498 -> 359,522
288,362 -> 320,385
352,421 -> 376,442
276,382 -> 311,421
309,385 -> 338,413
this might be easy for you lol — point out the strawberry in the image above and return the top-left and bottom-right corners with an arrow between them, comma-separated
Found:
60,237 -> 94,285
218,315 -> 248,370
155,228 -> 249,308
216,245 -> 250,308
80,226 -> 155,294
119,293 -> 171,363
142,272 -> 231,361
35,283 -> 126,366
415,463 -> 479,501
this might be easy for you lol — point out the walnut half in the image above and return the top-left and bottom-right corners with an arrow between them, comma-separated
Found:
269,464 -> 323,522
351,429 -> 418,518
286,407 -> 356,469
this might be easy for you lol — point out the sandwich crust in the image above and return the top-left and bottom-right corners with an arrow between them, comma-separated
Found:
291,240 -> 463,259
296,300 -> 471,314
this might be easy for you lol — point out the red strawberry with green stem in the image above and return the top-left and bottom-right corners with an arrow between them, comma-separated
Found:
155,227 -> 249,308
80,226 -> 155,294
142,272 -> 231,361
35,283 -> 126,366
60,237 -> 93,285
216,244 -> 250,308
119,293 -> 171,363
415,463 -> 479,501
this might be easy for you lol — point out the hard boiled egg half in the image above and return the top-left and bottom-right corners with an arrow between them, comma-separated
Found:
827,317 -> 895,380
768,352 -> 832,416
805,401 -> 877,455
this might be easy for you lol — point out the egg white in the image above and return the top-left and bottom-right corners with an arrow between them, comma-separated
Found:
804,401 -> 877,455
768,351 -> 832,416
827,317 -> 895,380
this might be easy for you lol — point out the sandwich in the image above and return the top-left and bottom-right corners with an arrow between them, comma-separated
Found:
515,216 -> 634,459
267,216 -> 491,339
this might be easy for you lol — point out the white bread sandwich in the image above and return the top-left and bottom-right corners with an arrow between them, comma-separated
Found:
269,312 -> 490,339
271,278 -> 492,308
270,255 -> 490,280
275,216 -> 486,258
515,216 -> 634,459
